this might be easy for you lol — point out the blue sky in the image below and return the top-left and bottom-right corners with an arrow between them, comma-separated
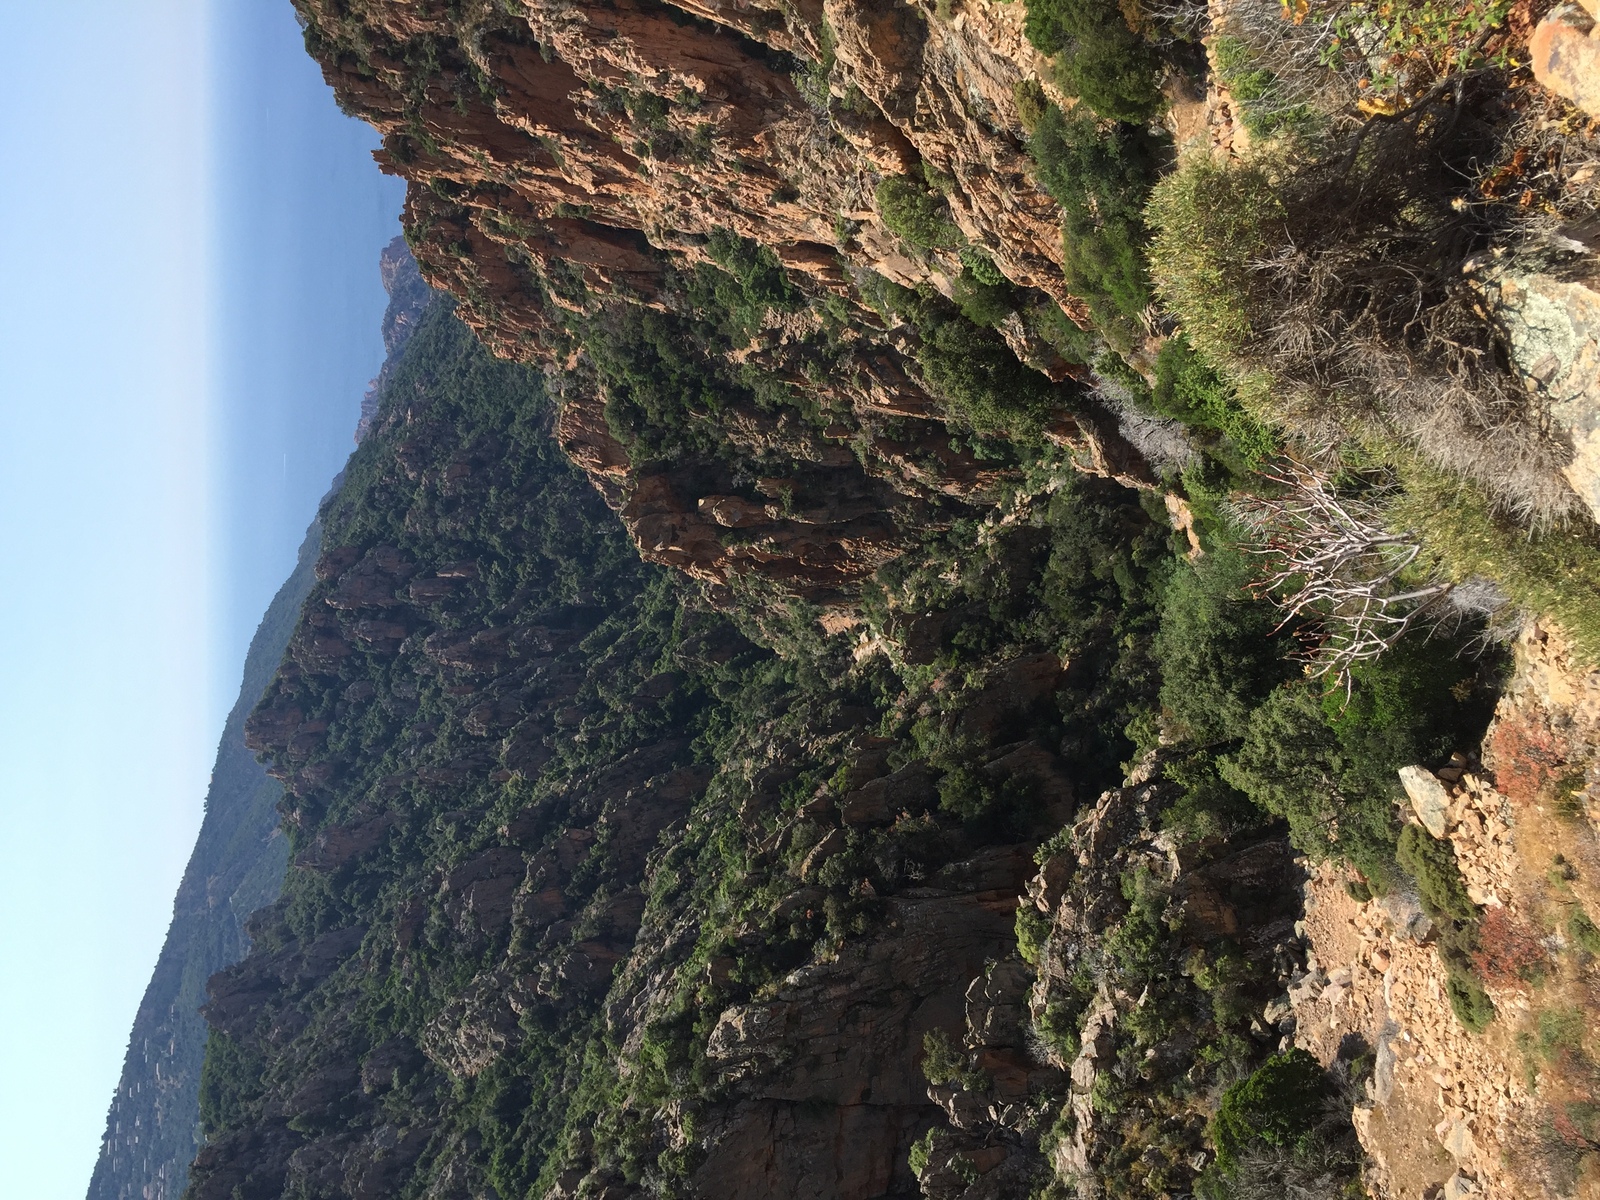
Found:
0,4 -> 404,1198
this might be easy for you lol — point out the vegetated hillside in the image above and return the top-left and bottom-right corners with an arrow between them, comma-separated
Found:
181,0 -> 1600,1195
182,300 -> 1499,1200
87,523 -> 317,1200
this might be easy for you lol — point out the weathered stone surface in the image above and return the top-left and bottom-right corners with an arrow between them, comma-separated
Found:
1484,266 -> 1600,521
1532,2 -> 1600,118
1400,764 -> 1452,838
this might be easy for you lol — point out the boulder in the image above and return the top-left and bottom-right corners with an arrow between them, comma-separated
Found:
1400,765 -> 1451,838
1532,2 -> 1600,118
1481,266 -> 1600,521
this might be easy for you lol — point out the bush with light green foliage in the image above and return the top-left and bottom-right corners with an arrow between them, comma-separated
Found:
875,176 -> 963,250
1145,158 -> 1283,366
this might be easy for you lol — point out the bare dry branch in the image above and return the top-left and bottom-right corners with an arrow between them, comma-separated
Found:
1234,458 -> 1457,688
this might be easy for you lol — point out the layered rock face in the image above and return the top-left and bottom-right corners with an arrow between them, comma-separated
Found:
291,0 -> 1150,602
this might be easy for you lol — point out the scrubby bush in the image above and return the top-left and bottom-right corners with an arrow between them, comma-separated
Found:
1012,76 -> 1049,132
1160,750 -> 1264,844
1154,546 -> 1289,745
1150,335 -> 1273,470
704,227 -> 798,313
1396,824 -> 1475,924
1211,1049 -> 1329,1174
1029,105 -> 1159,336
1397,824 -> 1495,1030
1388,460 -> 1600,664
1149,123 -> 1586,529
198,1029 -> 266,1138
1023,0 -> 1162,121
1445,967 -> 1496,1032
1212,36 -> 1316,140
876,176 -> 963,249
1145,158 -> 1282,364
1570,908 -> 1600,955
1220,684 -> 1402,889
951,262 -> 1018,328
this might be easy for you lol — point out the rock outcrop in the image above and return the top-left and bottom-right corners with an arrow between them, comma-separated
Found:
1533,0 -> 1600,119
290,0 -> 1151,602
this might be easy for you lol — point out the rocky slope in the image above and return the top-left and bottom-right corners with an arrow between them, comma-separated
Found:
1288,625 -> 1600,1200
86,523 -> 316,1200
291,0 -> 1164,604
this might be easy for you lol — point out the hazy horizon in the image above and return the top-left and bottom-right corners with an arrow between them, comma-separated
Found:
0,4 -> 404,1198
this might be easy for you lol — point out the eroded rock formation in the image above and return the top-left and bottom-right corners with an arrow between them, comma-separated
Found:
291,0 -> 1150,602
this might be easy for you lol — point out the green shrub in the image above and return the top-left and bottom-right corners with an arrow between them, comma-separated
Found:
1212,36 -> 1316,140
1396,825 -> 1496,1030
1145,158 -> 1284,364
1023,0 -> 1162,121
1387,459 -> 1600,665
1013,76 -> 1049,132
704,227 -> 799,313
1211,1049 -> 1329,1174
958,245 -> 1005,286
921,1028 -> 983,1089
1395,825 -> 1476,924
952,263 -> 1017,328
1016,904 -> 1052,965
875,176 -> 963,249
916,314 -> 1065,436
197,1029 -> 266,1138
908,1128 -> 936,1177
1219,684 -> 1403,889
1151,335 -> 1274,468
1536,1006 -> 1586,1064
1569,908 -> 1600,954
1446,966 -> 1496,1033
1154,546 -> 1289,745
1028,105 -> 1158,334
1160,750 -> 1264,844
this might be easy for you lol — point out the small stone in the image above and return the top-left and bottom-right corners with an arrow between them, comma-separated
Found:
1444,1170 -> 1481,1199
1442,1118 -> 1476,1162
1400,766 -> 1451,838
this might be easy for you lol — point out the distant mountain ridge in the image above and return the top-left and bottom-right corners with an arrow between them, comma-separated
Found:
86,239 -> 430,1200
84,522 -> 317,1200
354,236 -> 434,444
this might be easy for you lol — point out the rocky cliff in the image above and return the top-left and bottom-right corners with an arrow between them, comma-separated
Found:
86,522 -> 318,1200
291,0 -> 1168,605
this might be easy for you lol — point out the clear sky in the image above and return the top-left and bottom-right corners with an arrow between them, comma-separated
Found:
0,4 -> 403,1198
